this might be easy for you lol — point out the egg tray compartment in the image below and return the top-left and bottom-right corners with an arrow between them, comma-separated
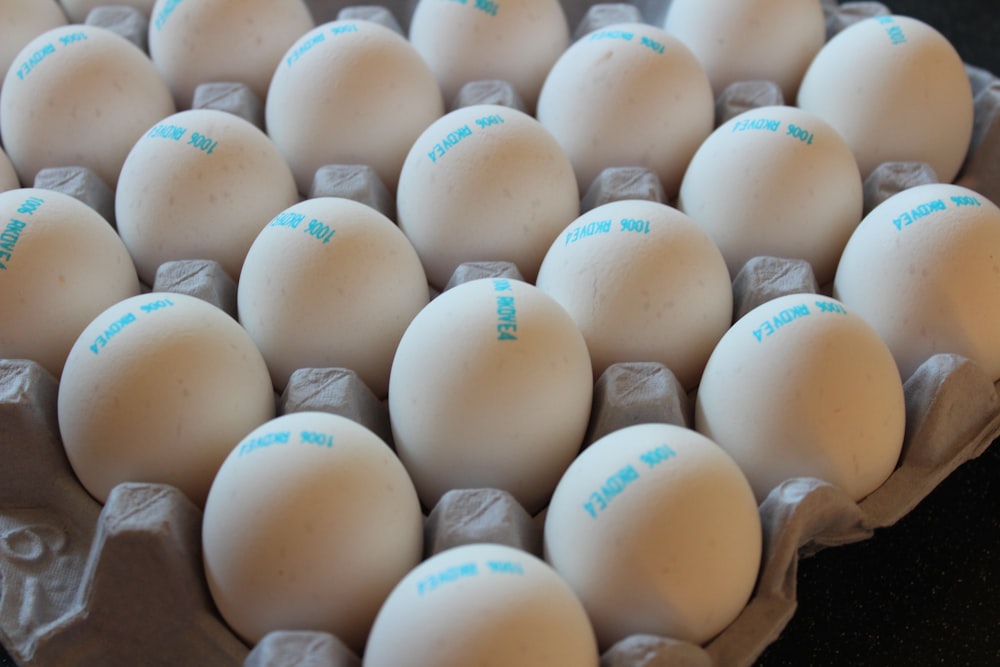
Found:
3,341 -> 999,667
3,0 -> 1000,665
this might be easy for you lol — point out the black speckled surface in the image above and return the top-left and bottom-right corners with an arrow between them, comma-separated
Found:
757,441 -> 1000,666
2,2 -> 999,667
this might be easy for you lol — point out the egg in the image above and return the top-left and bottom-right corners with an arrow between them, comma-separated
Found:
544,422 -> 761,648
115,108 -> 299,285
265,19 -> 444,194
60,0 -> 155,22
364,543 -> 599,666
148,0 -> 314,109
388,278 -> 593,514
535,199 -> 732,390
695,293 -> 906,502
0,24 -> 176,187
57,292 -> 275,506
0,0 -> 67,80
202,410 -> 423,652
0,188 -> 140,377
408,0 -> 570,111
536,22 -> 714,196
662,0 -> 825,100
796,15 -> 974,182
834,183 -> 1000,382
238,197 -> 430,396
396,104 -> 579,288
678,105 -> 863,285
0,147 -> 19,191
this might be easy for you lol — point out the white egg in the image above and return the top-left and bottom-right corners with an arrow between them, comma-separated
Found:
0,0 -> 67,81
202,410 -> 423,652
266,19 -> 444,193
238,197 -> 430,396
678,105 -> 863,285
396,104 -> 579,288
797,15 -> 973,182
408,0 -> 569,111
834,183 -> 1000,382
663,0 -> 825,100
115,108 -> 299,285
58,292 -> 275,506
148,0 -> 314,109
60,0 -> 155,22
536,22 -> 714,196
388,278 -> 593,514
0,147 -> 19,191
544,423 -> 761,648
0,188 -> 140,376
535,199 -> 732,390
0,24 -> 175,187
364,543 -> 599,667
695,293 -> 906,502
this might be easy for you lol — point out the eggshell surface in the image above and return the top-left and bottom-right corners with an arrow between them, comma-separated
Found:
202,411 -> 423,652
796,15 -> 973,181
535,199 -> 732,389
58,292 -> 275,506
148,0 -> 314,108
0,188 -> 140,377
388,278 -> 593,514
536,22 -> 714,196
266,19 -> 444,193
408,0 -> 570,111
834,183 -> 1000,382
544,423 -> 762,648
115,108 -> 299,285
397,104 -> 578,288
663,0 -> 825,100
0,0 -> 67,80
0,147 -> 20,192
0,25 -> 176,187
364,543 -> 599,667
238,197 -> 430,396
695,294 -> 906,502
678,105 -> 863,284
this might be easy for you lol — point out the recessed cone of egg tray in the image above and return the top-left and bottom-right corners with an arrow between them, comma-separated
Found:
2,0 -> 1000,665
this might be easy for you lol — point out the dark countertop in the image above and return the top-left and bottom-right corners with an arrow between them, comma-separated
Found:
2,2 -> 998,666
757,442 -> 1000,666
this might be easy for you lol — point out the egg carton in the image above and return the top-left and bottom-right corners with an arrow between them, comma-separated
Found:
2,1 -> 1000,666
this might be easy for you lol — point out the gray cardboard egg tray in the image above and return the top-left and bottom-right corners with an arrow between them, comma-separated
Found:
2,1 -> 1000,665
